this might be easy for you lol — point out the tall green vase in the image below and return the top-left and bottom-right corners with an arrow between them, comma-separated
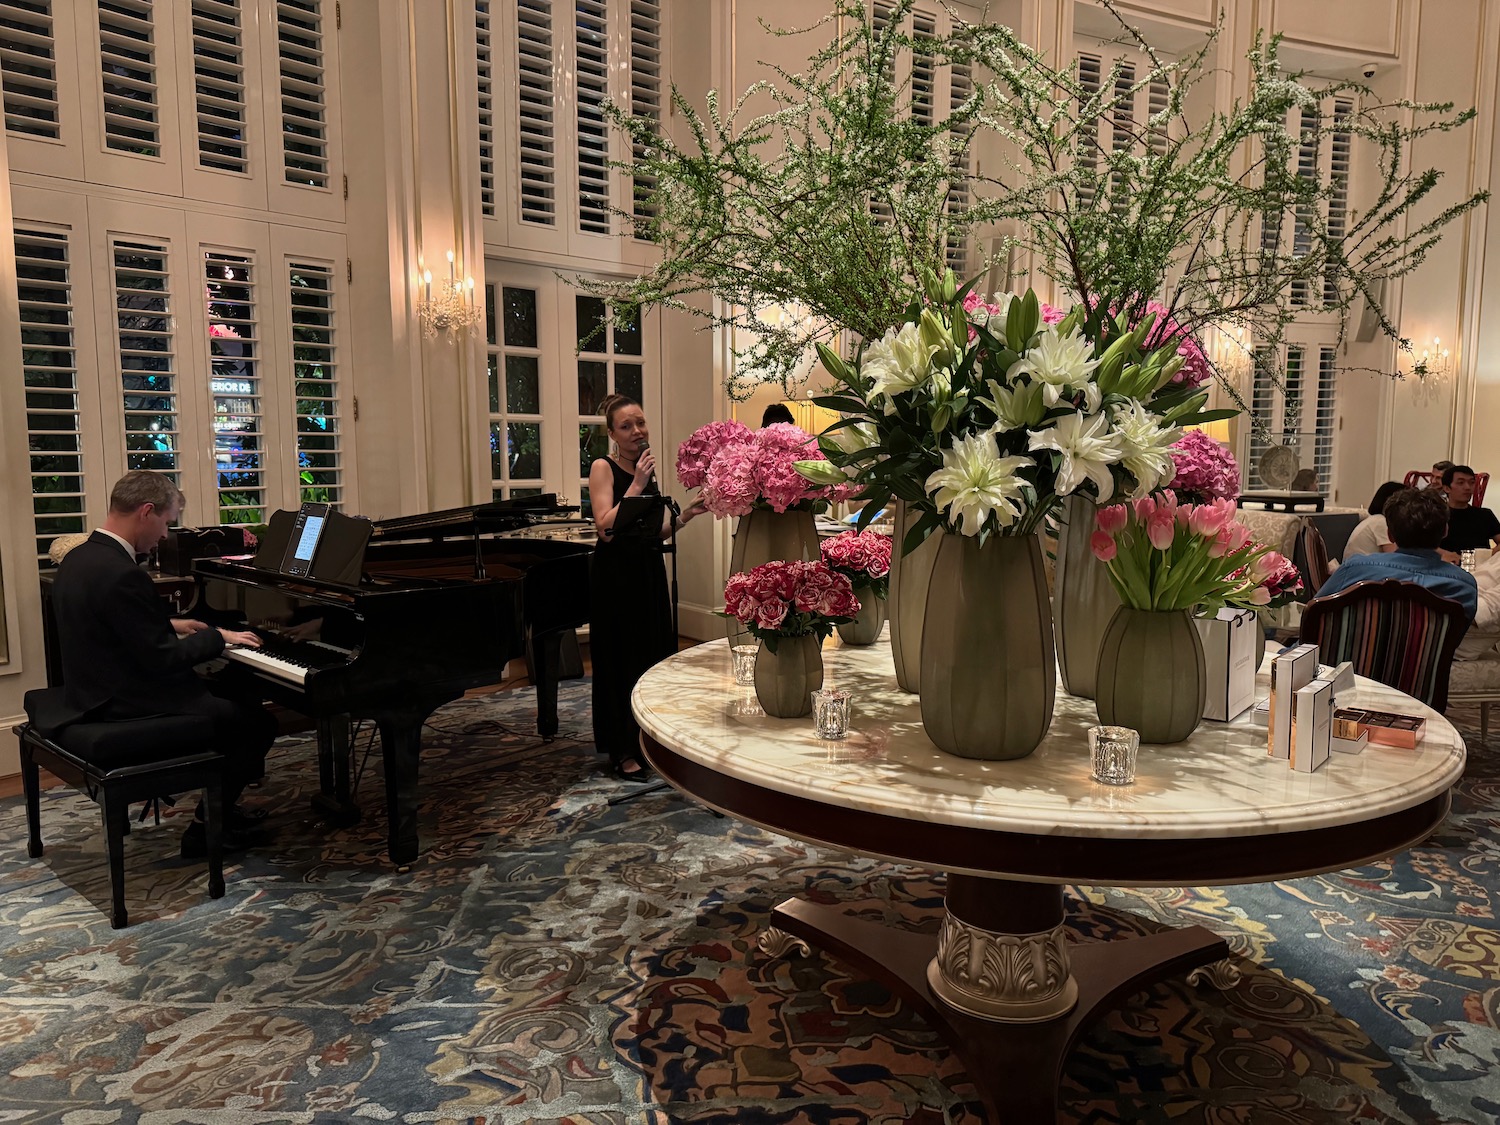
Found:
918,532 -> 1056,760
726,507 -> 821,647
753,633 -> 824,717
836,593 -> 886,646
889,500 -> 941,693
1053,494 -> 1121,699
1095,607 -> 1207,744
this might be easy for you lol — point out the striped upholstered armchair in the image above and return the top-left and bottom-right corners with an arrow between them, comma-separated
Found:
1302,582 -> 1464,714
1299,579 -> 1471,712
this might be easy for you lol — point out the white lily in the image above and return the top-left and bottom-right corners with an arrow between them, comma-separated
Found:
924,431 -> 1033,536
982,377 -> 1046,432
1028,411 -> 1125,501
863,322 -> 940,404
1111,401 -> 1181,498
827,419 -> 877,457
1007,325 -> 1101,410
970,291 -> 1021,335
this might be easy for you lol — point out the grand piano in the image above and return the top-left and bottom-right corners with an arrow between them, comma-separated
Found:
193,496 -> 593,866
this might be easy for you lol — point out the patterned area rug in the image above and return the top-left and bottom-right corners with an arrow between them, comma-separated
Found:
1,684 -> 1496,1124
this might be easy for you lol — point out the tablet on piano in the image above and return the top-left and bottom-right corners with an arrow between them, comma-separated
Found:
282,502 -> 331,577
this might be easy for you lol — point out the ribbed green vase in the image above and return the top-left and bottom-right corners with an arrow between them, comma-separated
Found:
1095,607 -> 1207,744
918,532 -> 1056,760
836,593 -> 886,646
726,508 -> 821,647
1053,494 -> 1121,699
753,633 -> 824,717
889,501 -> 941,693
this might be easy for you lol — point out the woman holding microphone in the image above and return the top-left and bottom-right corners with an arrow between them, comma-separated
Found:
587,394 -> 705,779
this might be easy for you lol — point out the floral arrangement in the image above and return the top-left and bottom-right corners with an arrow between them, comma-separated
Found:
1166,428 -> 1241,504
722,560 -> 861,651
1090,494 -> 1301,613
819,530 -> 892,598
679,421 -> 857,518
797,275 -> 1230,548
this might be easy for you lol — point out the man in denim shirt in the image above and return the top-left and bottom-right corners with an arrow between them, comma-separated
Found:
1315,487 -> 1477,619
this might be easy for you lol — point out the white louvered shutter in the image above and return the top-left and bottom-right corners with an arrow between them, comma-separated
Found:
1146,75 -> 1171,158
276,0 -> 328,188
1323,98 -> 1353,305
1291,105 -> 1319,308
1,0 -> 60,139
574,0 -> 610,236
204,250 -> 264,525
1075,53 -> 1102,207
1313,346 -> 1337,488
628,0 -> 661,235
98,0 -> 160,156
515,0 -> 556,227
945,59 -> 973,275
1247,345 -> 1275,485
475,0 -> 495,219
1109,61 -> 1135,214
111,237 -> 180,481
191,0 -> 247,174
288,260 -> 341,508
16,225 -> 87,561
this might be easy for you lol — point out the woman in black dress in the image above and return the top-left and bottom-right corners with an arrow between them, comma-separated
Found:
588,394 -> 705,779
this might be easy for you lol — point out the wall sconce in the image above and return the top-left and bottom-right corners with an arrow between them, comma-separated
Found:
417,250 -> 480,339
1204,322 -> 1252,388
1399,335 -> 1453,382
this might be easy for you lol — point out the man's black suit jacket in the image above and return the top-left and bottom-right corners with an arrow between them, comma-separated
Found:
51,531 -> 226,724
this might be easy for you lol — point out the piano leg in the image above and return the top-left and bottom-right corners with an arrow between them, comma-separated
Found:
376,707 -> 438,869
311,715 -> 361,828
532,629 -> 563,741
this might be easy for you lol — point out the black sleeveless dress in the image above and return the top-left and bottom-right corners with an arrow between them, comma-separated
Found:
589,457 -> 675,766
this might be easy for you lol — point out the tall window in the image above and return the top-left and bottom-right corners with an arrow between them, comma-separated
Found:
276,0 -> 329,187
290,260 -> 341,507
98,0 -> 161,156
15,225 -> 85,562
110,237 -> 179,480
487,283 -> 545,500
190,0 -> 248,174
204,250 -> 263,524
575,294 -> 642,512
1,0 -> 61,139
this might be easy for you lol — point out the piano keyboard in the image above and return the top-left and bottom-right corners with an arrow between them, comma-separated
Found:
224,637 -> 354,685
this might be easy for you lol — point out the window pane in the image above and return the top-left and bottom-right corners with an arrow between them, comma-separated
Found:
507,421 -> 541,478
579,422 -> 608,476
613,306 -> 642,354
503,286 -> 537,348
511,486 -> 543,498
488,353 -> 500,413
616,363 -> 642,403
506,355 -> 540,414
576,294 -> 606,352
485,283 -> 497,345
578,359 -> 608,414
489,421 -> 505,479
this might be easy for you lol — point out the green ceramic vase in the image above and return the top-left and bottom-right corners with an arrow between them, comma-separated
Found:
889,500 -> 941,693
726,507 -> 821,647
1095,606 -> 1207,744
754,633 -> 825,717
919,532 -> 1056,760
836,592 -> 886,646
1053,494 -> 1121,699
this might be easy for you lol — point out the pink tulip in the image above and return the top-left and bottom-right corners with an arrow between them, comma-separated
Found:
1146,511 -> 1176,550
1133,496 -> 1157,524
1090,530 -> 1117,561
1096,504 -> 1129,535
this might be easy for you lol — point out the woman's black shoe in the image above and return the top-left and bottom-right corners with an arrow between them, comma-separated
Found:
609,757 -> 654,782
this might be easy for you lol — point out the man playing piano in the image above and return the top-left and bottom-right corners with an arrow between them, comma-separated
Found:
50,471 -> 278,858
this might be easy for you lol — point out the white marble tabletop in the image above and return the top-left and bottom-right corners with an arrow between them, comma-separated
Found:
633,631 -> 1466,841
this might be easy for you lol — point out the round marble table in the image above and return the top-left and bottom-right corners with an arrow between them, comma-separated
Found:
633,634 -> 1465,1121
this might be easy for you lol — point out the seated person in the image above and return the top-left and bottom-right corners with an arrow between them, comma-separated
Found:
49,470 -> 277,858
1342,480 -> 1404,559
1289,467 -> 1318,492
760,402 -> 796,427
1417,460 -> 1454,494
1457,551 -> 1500,659
1439,464 -> 1500,553
1314,487 -> 1477,620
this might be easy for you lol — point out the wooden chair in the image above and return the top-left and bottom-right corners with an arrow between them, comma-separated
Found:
1403,470 -> 1489,505
1298,580 -> 1470,712
1296,519 -> 1333,594
15,687 -> 226,928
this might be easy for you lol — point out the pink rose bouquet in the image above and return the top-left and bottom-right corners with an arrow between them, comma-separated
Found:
1166,428 -> 1241,504
819,529 -> 892,598
690,421 -> 859,518
1090,494 -> 1299,613
722,559 -> 861,651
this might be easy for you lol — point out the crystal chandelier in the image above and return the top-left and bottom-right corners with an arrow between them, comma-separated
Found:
417,251 -> 480,339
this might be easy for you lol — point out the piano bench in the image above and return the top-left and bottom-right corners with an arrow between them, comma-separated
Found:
15,687 -> 226,929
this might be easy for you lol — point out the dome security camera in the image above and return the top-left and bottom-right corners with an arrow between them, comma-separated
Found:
1361,62 -> 1379,79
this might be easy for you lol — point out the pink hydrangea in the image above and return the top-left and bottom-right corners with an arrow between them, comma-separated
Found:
962,292 -> 1066,341
698,422 -> 845,517
676,420 -> 753,489
1140,301 -> 1211,388
820,529 -> 892,594
1167,429 -> 1241,504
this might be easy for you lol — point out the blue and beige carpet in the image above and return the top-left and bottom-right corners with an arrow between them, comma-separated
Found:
1,681 -> 1497,1123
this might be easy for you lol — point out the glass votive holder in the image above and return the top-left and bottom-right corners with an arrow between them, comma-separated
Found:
811,688 -> 851,740
1461,549 -> 1477,573
731,644 -> 759,686
1089,725 -> 1139,786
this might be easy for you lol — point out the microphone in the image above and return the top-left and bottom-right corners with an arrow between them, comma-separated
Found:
638,439 -> 654,480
